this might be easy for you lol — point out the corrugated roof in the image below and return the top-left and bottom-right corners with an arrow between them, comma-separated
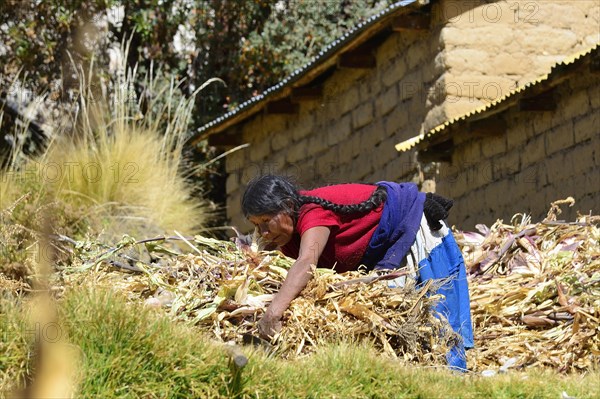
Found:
395,43 -> 600,152
190,0 -> 424,144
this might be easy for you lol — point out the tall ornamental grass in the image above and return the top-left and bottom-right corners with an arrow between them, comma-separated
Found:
0,52 -> 210,240
41,56 -> 209,237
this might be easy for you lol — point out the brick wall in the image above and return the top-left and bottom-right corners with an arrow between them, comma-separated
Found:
437,70 -> 600,229
222,0 -> 600,229
225,28 -> 442,229
428,0 -> 600,130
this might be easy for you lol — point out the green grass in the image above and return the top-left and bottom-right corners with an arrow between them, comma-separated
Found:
60,288 -> 229,398
0,294 -> 31,395
1,287 -> 598,399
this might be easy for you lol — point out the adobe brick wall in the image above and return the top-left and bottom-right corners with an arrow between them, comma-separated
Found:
222,0 -> 600,230
427,0 -> 600,130
225,28 -> 443,229
437,70 -> 600,229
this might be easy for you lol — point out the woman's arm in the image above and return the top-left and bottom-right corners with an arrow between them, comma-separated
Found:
258,226 -> 330,338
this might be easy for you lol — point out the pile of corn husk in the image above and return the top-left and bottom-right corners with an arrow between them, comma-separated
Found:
62,235 -> 453,364
455,198 -> 600,372
274,269 -> 451,362
57,198 -> 599,372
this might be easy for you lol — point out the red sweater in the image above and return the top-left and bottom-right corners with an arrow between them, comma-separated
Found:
280,184 -> 383,272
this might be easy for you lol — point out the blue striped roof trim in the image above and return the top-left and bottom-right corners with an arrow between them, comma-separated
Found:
194,0 -> 419,137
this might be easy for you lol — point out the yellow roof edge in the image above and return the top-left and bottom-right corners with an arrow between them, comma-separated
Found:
394,134 -> 425,152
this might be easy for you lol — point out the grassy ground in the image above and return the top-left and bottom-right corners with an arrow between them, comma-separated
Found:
1,287 -> 597,399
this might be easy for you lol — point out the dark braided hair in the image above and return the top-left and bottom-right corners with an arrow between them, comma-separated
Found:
299,189 -> 387,215
242,174 -> 301,218
242,175 -> 387,219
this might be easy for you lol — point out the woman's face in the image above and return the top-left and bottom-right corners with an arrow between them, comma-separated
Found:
248,211 -> 294,247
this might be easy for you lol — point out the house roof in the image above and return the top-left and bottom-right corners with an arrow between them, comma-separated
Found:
188,0 -> 428,146
395,43 -> 600,152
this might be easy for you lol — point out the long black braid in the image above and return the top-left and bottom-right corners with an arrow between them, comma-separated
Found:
299,187 -> 387,215
242,174 -> 386,219
242,175 -> 453,231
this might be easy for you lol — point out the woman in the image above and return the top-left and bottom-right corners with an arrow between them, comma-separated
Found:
241,174 -> 473,370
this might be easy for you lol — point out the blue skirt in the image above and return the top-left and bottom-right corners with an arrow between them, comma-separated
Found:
366,215 -> 474,370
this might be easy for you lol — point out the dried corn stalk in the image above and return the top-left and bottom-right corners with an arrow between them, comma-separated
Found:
275,269 -> 452,363
62,235 -> 454,365
57,198 -> 599,372
455,199 -> 600,372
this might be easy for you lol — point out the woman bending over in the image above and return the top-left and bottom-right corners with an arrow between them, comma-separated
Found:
241,174 -> 473,370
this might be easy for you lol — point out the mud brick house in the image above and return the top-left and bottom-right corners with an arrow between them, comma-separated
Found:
188,0 -> 600,229
396,44 -> 600,228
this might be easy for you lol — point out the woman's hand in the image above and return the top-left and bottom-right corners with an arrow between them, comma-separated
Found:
257,226 -> 330,340
257,312 -> 282,340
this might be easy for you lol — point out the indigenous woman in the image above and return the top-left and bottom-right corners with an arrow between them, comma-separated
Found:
241,174 -> 473,370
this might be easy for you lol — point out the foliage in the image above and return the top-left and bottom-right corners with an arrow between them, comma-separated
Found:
187,0 -> 274,123
0,0 -> 187,96
0,0 -> 393,125
241,0 -> 390,97
0,0 -> 396,217
194,0 -> 393,119
0,0 -> 107,93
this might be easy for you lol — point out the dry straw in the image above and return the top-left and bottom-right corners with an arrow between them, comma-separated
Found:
64,234 -> 454,366
59,198 -> 599,372
458,198 -> 599,372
